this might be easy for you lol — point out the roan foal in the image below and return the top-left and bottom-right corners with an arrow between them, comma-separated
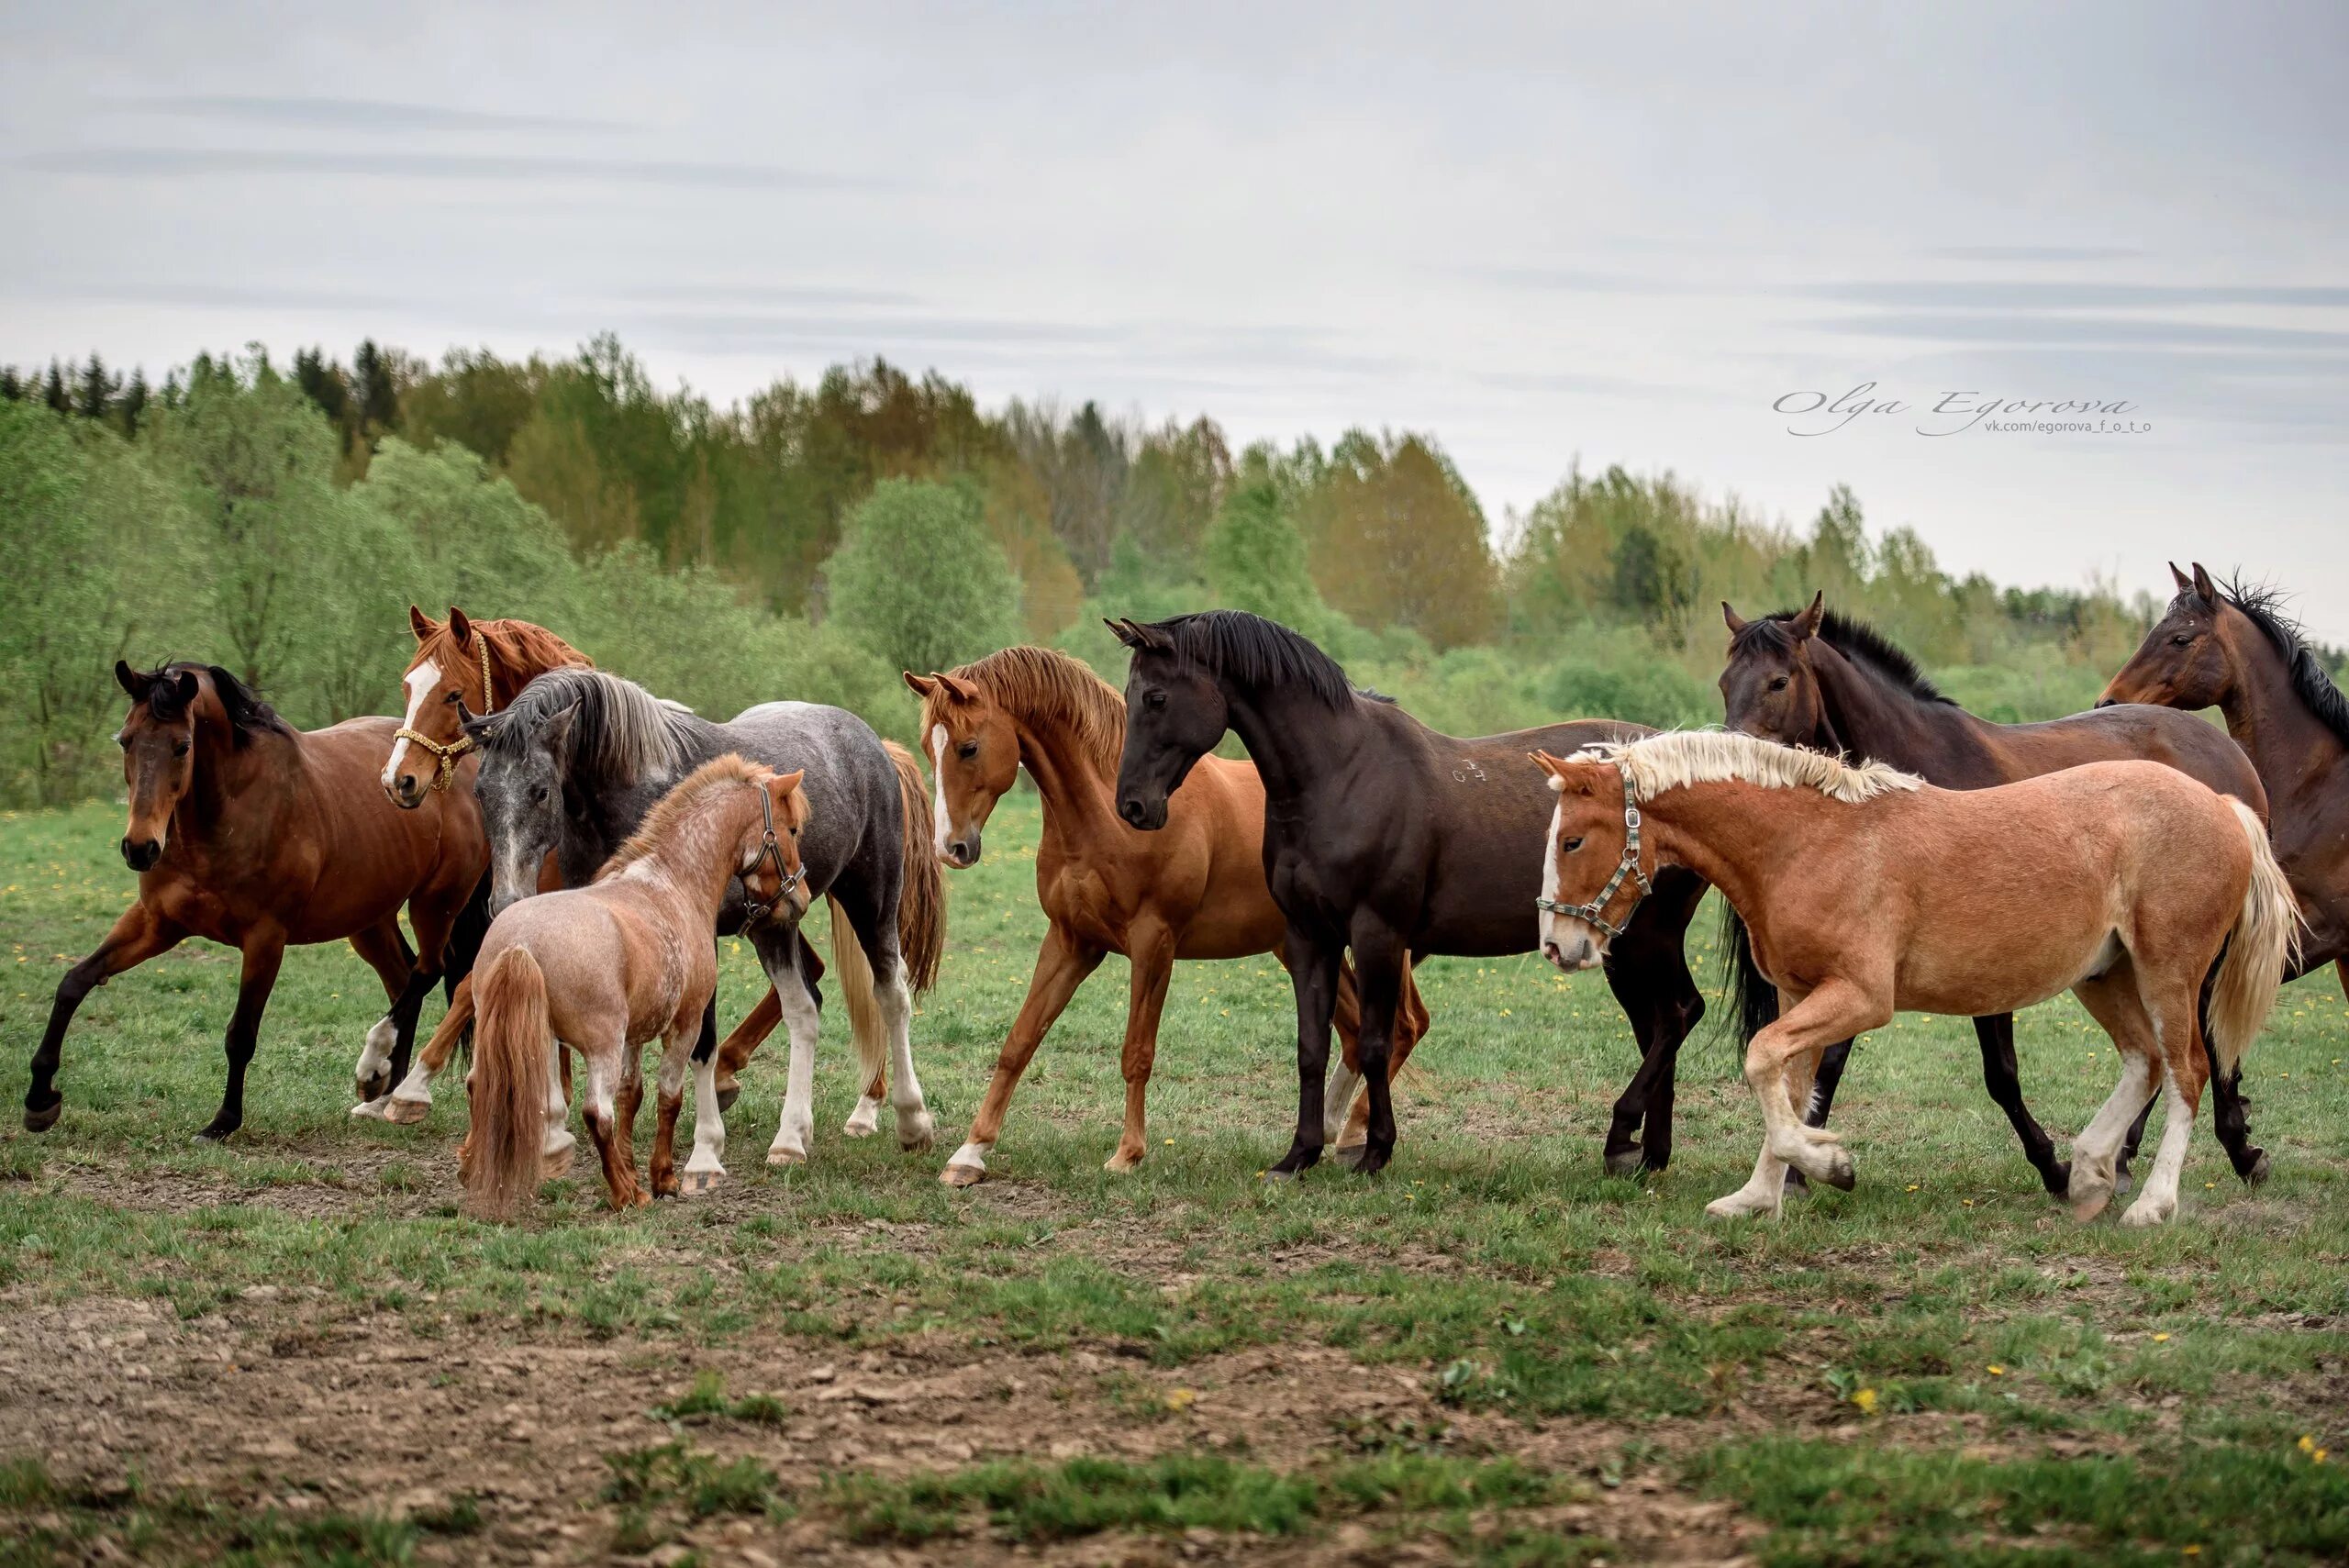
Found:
462,756 -> 810,1217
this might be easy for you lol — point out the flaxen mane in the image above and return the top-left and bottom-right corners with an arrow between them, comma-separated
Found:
2223,579 -> 2349,750
1733,609 -> 1954,706
1145,610 -> 1383,710
596,754 -> 772,882
941,646 -> 1127,771
480,667 -> 696,784
1573,730 -> 1922,805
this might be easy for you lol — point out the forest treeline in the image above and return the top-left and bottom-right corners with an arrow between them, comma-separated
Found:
0,339 -> 2288,808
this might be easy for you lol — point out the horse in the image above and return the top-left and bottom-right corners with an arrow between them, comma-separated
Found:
365,607 -> 784,1122
2100,563 -> 2349,995
1109,611 -> 1711,1180
416,666 -> 943,1169
1532,733 -> 2296,1225
906,648 -> 1428,1185
462,755 -> 811,1216
25,662 -> 489,1140
1718,594 -> 2271,1194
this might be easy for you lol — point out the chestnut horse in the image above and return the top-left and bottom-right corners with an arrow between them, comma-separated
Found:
463,755 -> 811,1216
1112,612 -> 1711,1180
1719,595 -> 2270,1194
26,663 -> 488,1140
1533,733 -> 2296,1226
367,607 -> 784,1122
907,648 -> 1427,1184
2101,564 -> 2349,996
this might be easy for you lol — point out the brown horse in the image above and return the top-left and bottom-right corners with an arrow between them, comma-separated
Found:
369,607 -> 784,1122
1719,595 -> 2272,1193
26,662 -> 489,1140
2101,563 -> 2349,995
463,755 -> 811,1216
907,648 -> 1427,1184
1534,733 -> 2297,1225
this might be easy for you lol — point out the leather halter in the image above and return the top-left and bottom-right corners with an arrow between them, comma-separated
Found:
1534,762 -> 1653,940
739,784 -> 803,927
395,635 -> 495,792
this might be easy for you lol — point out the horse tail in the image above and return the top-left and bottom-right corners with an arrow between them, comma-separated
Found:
1718,902 -> 1780,1045
2208,798 -> 2300,1075
884,739 -> 946,995
829,895 -> 889,1103
464,946 -> 552,1220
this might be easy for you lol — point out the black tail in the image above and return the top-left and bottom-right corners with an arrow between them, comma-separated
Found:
1718,902 -> 1779,1046
442,871 -> 494,1002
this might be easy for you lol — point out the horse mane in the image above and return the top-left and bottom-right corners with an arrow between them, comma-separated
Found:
1142,610 -> 1384,710
420,616 -> 590,692
596,753 -> 767,883
1733,608 -> 1954,706
140,662 -> 293,748
941,646 -> 1126,772
1572,730 -> 1922,805
482,666 -> 696,783
2221,578 -> 2349,750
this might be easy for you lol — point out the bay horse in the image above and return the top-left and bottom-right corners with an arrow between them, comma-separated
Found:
26,662 -> 488,1140
366,606 -> 783,1121
906,649 -> 1427,1184
463,755 -> 811,1216
442,667 -> 943,1168
1719,594 -> 2271,1194
1109,611 -> 1710,1180
1532,732 -> 2296,1225
2100,563 -> 2349,997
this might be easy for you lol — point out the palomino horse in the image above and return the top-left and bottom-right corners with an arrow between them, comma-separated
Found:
1719,595 -> 2270,1193
1111,612 -> 1710,1180
463,755 -> 811,1215
367,607 -> 783,1119
1533,732 -> 2296,1225
428,668 -> 943,1169
2101,564 -> 2349,995
907,649 -> 1428,1184
26,663 -> 488,1140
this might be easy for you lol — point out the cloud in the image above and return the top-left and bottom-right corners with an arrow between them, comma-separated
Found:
18,148 -> 888,193
122,95 -> 629,134
1917,246 -> 2149,263
1795,281 -> 2349,312
1802,311 -> 2349,353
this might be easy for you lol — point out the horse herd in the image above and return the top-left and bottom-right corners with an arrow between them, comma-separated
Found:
23,563 -> 2347,1227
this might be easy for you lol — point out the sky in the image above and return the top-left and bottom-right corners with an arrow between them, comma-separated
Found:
4,1 -> 2344,637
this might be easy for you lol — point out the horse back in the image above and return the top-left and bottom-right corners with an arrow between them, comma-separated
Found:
1980,706 -> 2266,817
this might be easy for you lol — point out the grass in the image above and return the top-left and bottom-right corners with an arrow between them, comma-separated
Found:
2,790 -> 2347,1562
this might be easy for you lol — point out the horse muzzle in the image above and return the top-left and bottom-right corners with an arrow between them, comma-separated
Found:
1542,934 -> 1601,973
120,836 -> 162,873
1119,795 -> 1169,832
384,771 -> 429,809
941,833 -> 981,870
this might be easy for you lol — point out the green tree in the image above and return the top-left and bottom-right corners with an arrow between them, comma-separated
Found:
823,479 -> 1022,675
1303,431 -> 1497,650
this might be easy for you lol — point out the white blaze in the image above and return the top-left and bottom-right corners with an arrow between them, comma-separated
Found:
384,660 -> 440,789
1537,790 -> 1566,957
929,723 -> 953,857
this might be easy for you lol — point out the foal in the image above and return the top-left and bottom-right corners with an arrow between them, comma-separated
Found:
1534,733 -> 2298,1225
464,756 -> 810,1217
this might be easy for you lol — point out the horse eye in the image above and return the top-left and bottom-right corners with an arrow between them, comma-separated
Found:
1144,690 -> 1167,710
1766,676 -> 1789,693
1562,837 -> 1585,853
172,740 -> 192,758
2170,633 -> 2194,647
444,691 -> 461,705
530,785 -> 549,804
956,740 -> 978,761
116,733 -> 130,750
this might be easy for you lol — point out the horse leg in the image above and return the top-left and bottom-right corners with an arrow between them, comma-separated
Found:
1709,979 -> 1883,1218
2065,962 -> 2160,1220
540,1033 -> 576,1178
1776,1038 -> 1854,1196
1957,1013 -> 2068,1198
580,1040 -> 646,1210
1107,922 -> 1176,1173
2121,973 -> 2210,1229
1266,927 -> 1342,1179
1598,884 -> 1707,1177
762,930 -> 825,1166
26,904 -> 186,1131
715,986 -> 783,1112
198,934 -> 286,1141
680,998 -> 729,1195
867,928 -> 935,1156
347,921 -> 417,1106
1323,954 -> 1368,1152
384,973 -> 473,1125
1339,920 -> 1408,1176
2191,962 -> 2266,1184
1337,957 -> 1432,1148
942,923 -> 1103,1186
650,1034 -> 686,1201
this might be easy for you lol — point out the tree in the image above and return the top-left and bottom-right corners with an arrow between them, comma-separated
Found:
1302,431 -> 1497,650
42,361 -> 69,415
117,370 -> 150,437
352,339 -> 400,439
823,479 -> 1022,676
75,354 -> 118,422
1200,480 -> 1335,637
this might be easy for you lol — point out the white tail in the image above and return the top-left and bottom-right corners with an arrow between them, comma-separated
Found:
829,895 -> 888,1102
2209,798 -> 2301,1074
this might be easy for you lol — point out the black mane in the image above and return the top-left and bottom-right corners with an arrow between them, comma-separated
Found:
1732,608 -> 1954,706
142,662 -> 291,746
2222,579 -> 2349,748
1144,611 -> 1385,710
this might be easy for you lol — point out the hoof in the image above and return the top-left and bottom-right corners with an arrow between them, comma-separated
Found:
2113,1167 -> 2135,1198
1814,1153 -> 1855,1192
1783,1166 -> 1810,1195
2119,1199 -> 2174,1229
23,1099 -> 61,1134
715,1084 -> 740,1114
681,1169 -> 724,1195
842,1121 -> 878,1140
1259,1168 -> 1298,1185
540,1143 -> 574,1180
1603,1146 -> 1645,1180
1705,1193 -> 1779,1220
354,1073 -> 390,1105
899,1114 -> 936,1155
2069,1184 -> 2113,1223
383,1096 -> 430,1126
1104,1151 -> 1143,1173
767,1146 -> 807,1167
350,1096 -> 393,1121
940,1162 -> 985,1188
2243,1149 -> 2271,1186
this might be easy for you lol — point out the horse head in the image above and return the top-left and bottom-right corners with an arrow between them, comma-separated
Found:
904,670 -> 1014,867
464,695 -> 577,918
1529,750 -> 1655,973
111,662 -> 208,872
2099,562 -> 2240,712
1108,617 -> 1224,832
384,606 -> 502,808
1719,593 -> 1832,746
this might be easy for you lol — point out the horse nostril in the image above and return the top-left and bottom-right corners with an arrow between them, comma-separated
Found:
2093,696 -> 2114,708
1120,798 -> 1145,828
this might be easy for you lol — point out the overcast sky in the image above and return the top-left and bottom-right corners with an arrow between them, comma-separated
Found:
5,2 -> 2343,638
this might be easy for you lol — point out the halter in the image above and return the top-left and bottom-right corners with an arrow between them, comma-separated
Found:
739,784 -> 803,926
1534,762 -> 1653,940
395,635 -> 496,792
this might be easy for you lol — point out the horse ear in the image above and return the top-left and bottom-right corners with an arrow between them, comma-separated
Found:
769,768 -> 806,796
448,606 -> 472,646
539,699 -> 579,757
173,669 -> 201,706
1722,601 -> 1749,635
902,671 -> 937,697
1791,591 -> 1825,639
1104,617 -> 1143,650
2168,562 -> 2194,595
409,604 -> 438,643
938,673 -> 983,705
2189,563 -> 2218,606
1528,750 -> 1565,780
115,660 -> 147,698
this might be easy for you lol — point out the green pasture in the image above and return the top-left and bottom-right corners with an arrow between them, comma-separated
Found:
1,790 -> 2345,1564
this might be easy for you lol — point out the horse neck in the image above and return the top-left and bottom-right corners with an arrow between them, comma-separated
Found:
998,696 -> 1122,842
574,711 -> 716,851
1810,640 -> 1998,781
177,715 -> 302,842
2217,628 -> 2347,812
618,795 -> 752,918
1638,783 -> 1821,926
1222,679 -> 1372,809
485,625 -> 580,707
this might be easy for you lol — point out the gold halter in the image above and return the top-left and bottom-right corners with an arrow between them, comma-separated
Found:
395,635 -> 495,792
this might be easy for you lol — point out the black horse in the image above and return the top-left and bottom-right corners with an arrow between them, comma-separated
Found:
1109,611 -> 1708,1179
1718,595 -> 2272,1194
